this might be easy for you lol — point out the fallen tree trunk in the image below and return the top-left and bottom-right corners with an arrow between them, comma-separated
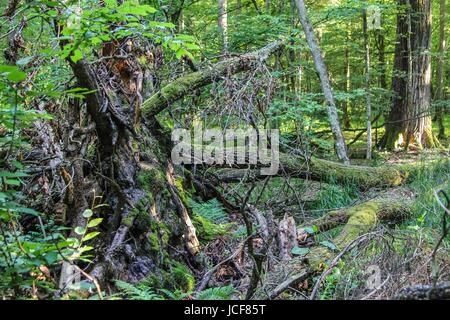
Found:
141,40 -> 284,118
257,188 -> 414,299
212,154 -> 436,189
299,188 -> 414,236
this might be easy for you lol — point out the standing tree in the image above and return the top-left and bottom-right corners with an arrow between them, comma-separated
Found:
218,0 -> 228,53
363,4 -> 372,159
294,0 -> 350,163
380,0 -> 439,150
436,0 -> 447,139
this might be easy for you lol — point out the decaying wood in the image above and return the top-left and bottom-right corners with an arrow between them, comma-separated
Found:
298,188 -> 413,236
278,214 -> 298,261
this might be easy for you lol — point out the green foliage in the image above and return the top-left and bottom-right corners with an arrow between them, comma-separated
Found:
114,280 -> 164,300
407,159 -> 450,230
189,199 -> 232,243
196,285 -> 235,300
141,260 -> 195,298
189,198 -> 228,224
318,267 -> 343,300
311,183 -> 360,214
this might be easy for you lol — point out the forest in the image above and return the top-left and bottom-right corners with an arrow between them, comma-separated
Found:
0,0 -> 449,301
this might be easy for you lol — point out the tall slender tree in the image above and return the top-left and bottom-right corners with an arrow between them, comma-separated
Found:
294,0 -> 350,163
436,0 -> 447,139
363,5 -> 372,159
218,0 -> 228,53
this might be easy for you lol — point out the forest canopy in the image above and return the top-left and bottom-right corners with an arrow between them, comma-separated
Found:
0,0 -> 449,301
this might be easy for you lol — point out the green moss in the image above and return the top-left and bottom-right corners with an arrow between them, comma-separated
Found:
171,261 -> 195,293
141,260 -> 195,293
146,219 -> 171,252
335,201 -> 379,246
138,168 -> 165,193
192,214 -> 231,243
147,232 -> 160,251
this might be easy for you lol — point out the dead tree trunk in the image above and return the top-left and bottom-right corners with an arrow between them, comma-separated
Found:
257,188 -> 414,299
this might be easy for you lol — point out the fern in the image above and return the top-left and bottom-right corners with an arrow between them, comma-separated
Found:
197,285 -> 235,300
189,198 -> 233,242
114,280 -> 164,300
189,198 -> 228,224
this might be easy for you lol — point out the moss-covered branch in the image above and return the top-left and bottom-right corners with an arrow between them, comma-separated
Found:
141,40 -> 284,118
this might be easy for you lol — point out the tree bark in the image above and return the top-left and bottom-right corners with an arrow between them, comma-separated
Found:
294,0 -> 349,164
343,27 -> 352,130
210,151 -> 428,189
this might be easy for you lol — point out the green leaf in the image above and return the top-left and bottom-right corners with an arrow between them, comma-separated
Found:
87,218 -> 103,228
70,49 -> 83,63
117,3 -> 156,16
44,251 -> 58,265
16,57 -> 33,66
82,209 -> 93,218
304,225 -> 318,234
14,207 -> 39,216
74,226 -> 86,235
0,171 -> 28,178
320,240 -> 337,251
6,70 -> 27,82
0,65 -> 18,72
4,179 -> 21,186
82,231 -> 100,242
291,246 -> 310,256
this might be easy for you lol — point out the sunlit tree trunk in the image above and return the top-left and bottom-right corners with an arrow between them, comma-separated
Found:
342,28 -> 351,130
405,0 -> 437,148
265,0 -> 270,13
218,0 -> 228,53
294,0 -> 349,163
363,5 -> 372,159
436,0 -> 446,139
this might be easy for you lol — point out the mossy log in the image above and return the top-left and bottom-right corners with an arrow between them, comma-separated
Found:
299,188 -> 414,236
141,40 -> 284,118
214,154 -> 431,189
258,188 -> 414,299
